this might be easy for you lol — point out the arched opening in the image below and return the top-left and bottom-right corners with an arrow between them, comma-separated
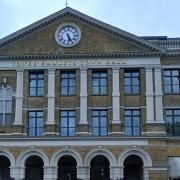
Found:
58,155 -> 77,180
25,156 -> 44,180
124,155 -> 143,180
0,156 -> 11,180
90,155 -> 110,180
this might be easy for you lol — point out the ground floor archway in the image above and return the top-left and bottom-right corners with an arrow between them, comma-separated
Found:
25,155 -> 44,180
90,155 -> 110,180
0,155 -> 11,180
58,155 -> 77,180
124,155 -> 143,180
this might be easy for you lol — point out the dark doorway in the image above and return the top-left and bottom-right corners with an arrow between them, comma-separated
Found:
0,156 -> 11,180
58,155 -> 77,180
25,156 -> 44,180
124,155 -> 143,180
90,155 -> 110,180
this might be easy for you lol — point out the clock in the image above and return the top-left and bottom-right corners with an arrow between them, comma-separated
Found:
55,23 -> 81,47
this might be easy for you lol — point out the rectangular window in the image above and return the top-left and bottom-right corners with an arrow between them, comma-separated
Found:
166,109 -> 180,136
60,110 -> 76,136
0,84 -> 12,126
60,71 -> 76,96
92,70 -> 107,95
92,110 -> 108,136
164,69 -> 180,94
125,109 -> 141,136
29,72 -> 44,96
124,70 -> 140,94
28,111 -> 43,137
169,157 -> 180,180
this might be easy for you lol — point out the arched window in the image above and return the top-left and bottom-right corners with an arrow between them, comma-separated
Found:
0,84 -> 12,126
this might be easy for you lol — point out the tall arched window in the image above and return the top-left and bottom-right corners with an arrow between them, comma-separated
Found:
0,84 -> 12,126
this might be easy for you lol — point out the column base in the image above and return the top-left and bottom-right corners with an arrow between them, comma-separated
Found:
44,124 -> 56,136
145,122 -> 166,136
77,124 -> 89,136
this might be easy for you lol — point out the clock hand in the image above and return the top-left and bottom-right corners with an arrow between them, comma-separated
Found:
66,33 -> 73,43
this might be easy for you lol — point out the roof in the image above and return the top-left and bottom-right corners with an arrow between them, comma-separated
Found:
0,7 -> 165,53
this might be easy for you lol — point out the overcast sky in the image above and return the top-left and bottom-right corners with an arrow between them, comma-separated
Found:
0,0 -> 180,39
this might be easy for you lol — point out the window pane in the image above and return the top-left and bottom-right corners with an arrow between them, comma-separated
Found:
93,111 -> 99,116
61,87 -> 68,95
93,117 -> 99,127
37,128 -> 43,136
133,127 -> 140,136
37,74 -> 44,78
100,128 -> 107,136
124,78 -> 131,85
125,127 -> 132,136
69,111 -> 75,117
100,87 -> 107,94
174,110 -> 180,115
61,79 -> 68,86
29,119 -> 35,127
132,78 -> 139,85
69,128 -> 75,136
100,73 -> 107,77
37,88 -> 44,95
30,88 -> 36,96
167,126 -> 173,135
173,85 -> 179,93
132,86 -> 139,94
61,128 -> 67,136
0,114 -> 3,126
69,87 -> 75,95
167,117 -> 173,125
164,70 -> 170,76
69,118 -> 75,127
172,70 -> 179,76
100,111 -> 107,116
37,118 -> 43,127
92,128 -> 99,136
29,128 -> 35,136
30,80 -> 36,87
93,87 -> 99,94
38,80 -> 44,87
93,79 -> 99,86
29,112 -> 36,117
125,110 -> 131,116
37,111 -> 43,117
164,85 -> 171,93
174,126 -> 180,135
61,73 -> 68,78
100,79 -> 107,86
125,117 -> 131,126
69,79 -> 75,86
175,117 -> 180,124
61,118 -> 68,127
30,74 -> 36,78
164,77 -> 171,84
166,110 -> 172,115
69,73 -> 75,78
100,117 -> 107,126
5,114 -> 11,126
125,86 -> 131,94
61,111 -> 67,117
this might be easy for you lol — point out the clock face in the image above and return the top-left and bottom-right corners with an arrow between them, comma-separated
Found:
55,24 -> 81,47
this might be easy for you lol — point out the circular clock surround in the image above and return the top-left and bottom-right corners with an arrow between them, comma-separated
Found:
55,23 -> 81,47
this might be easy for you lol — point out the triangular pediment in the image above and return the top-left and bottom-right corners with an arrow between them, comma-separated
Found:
0,7 -> 164,56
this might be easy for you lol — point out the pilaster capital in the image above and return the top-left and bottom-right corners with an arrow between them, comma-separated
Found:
80,66 -> 88,71
112,66 -> 120,71
154,65 -> 162,71
145,66 -> 153,71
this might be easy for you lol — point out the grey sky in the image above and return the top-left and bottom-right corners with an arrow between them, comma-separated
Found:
0,0 -> 180,39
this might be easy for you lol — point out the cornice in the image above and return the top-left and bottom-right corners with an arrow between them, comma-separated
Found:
0,52 -> 162,60
0,7 -> 164,53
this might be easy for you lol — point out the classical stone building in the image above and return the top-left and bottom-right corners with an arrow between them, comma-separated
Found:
0,7 -> 180,180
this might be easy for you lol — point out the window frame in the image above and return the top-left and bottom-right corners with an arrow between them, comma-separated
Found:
28,111 -> 44,137
60,70 -> 76,96
92,109 -> 108,136
59,110 -> 76,137
124,109 -> 141,136
166,109 -> 180,136
0,84 -> 12,127
163,69 -> 180,94
29,71 -> 44,97
124,69 -> 140,95
92,70 -> 108,96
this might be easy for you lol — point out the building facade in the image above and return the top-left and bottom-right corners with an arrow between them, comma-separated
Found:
0,7 -> 180,180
